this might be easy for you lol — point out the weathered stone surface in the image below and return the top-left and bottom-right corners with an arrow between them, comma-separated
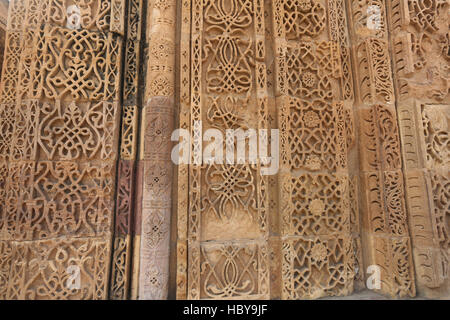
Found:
0,0 -> 448,300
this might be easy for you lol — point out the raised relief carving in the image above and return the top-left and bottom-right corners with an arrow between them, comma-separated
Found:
283,0 -> 326,40
282,236 -> 353,299
199,241 -> 269,299
184,0 -> 270,300
6,238 -> 110,300
286,98 -> 346,171
390,0 -> 449,102
356,38 -> 395,104
421,104 -> 449,168
33,25 -> 121,101
284,173 -> 350,236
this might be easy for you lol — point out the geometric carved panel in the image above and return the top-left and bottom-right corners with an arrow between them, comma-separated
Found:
282,236 -> 353,299
5,238 -> 110,300
6,160 -> 115,241
286,98 -> 347,172
283,173 -> 350,237
32,26 -> 121,102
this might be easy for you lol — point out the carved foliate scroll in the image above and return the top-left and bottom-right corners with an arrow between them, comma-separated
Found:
349,0 -> 416,297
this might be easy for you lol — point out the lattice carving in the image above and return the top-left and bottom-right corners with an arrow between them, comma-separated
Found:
1,0 -> 448,301
283,173 -> 350,236
282,236 -> 353,299
115,161 -> 135,236
0,241 -> 12,299
7,0 -> 125,34
282,0 -> 326,40
430,170 -> 450,251
32,25 -> 122,101
22,161 -> 114,240
0,103 -> 15,162
285,98 -> 347,171
0,32 -> 22,104
110,235 -> 131,300
285,42 -> 341,100
0,0 -> 127,302
35,100 -> 119,161
120,105 -> 138,160
5,238 -> 110,300
202,164 -> 258,221
183,0 -> 270,300
202,1 -> 254,96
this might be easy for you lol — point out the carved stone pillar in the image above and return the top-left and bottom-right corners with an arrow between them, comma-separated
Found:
387,0 -> 449,298
347,0 -> 416,297
271,0 -> 361,299
110,0 -> 144,300
138,0 -> 176,300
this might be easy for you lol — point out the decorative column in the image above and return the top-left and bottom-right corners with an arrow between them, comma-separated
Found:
271,0 -> 361,299
138,0 -> 176,300
110,0 -> 144,300
346,0 -> 416,297
387,0 -> 449,297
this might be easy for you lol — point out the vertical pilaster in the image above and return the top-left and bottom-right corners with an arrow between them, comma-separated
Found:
138,0 -> 176,300
386,0 -> 449,298
346,0 -> 416,298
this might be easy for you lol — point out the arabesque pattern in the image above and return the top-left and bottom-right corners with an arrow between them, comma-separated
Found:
0,0 -> 448,300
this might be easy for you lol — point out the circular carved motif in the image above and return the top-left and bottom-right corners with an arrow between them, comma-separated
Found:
311,243 -> 327,262
309,199 -> 325,216
304,111 -> 320,128
302,72 -> 317,88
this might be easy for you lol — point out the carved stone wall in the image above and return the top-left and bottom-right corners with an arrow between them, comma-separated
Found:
110,0 -> 143,300
0,0 -> 448,300
0,0 -> 126,299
